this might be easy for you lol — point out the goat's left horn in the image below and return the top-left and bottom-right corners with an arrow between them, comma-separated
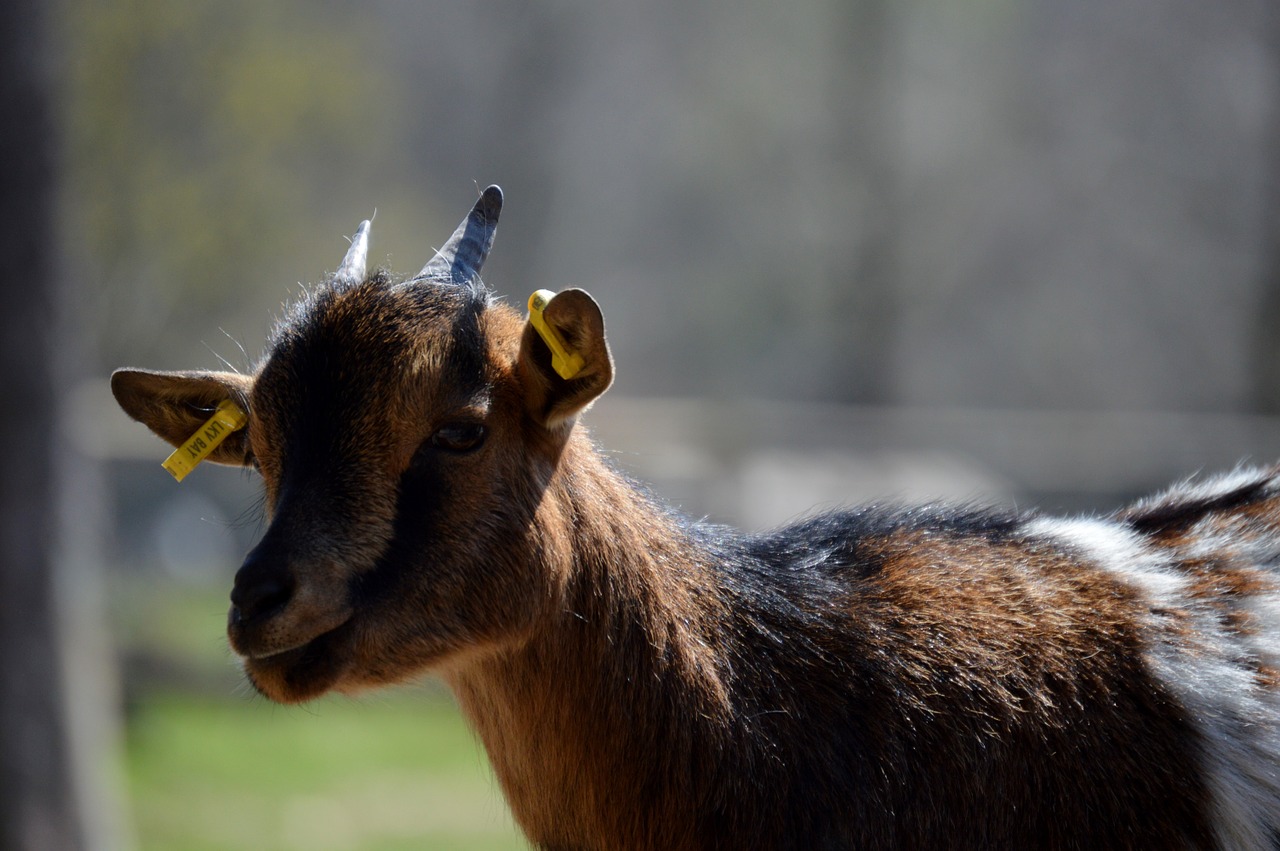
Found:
334,219 -> 371,288
417,185 -> 503,285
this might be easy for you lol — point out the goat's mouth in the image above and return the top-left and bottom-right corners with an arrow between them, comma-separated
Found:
230,613 -> 356,704
241,628 -> 352,703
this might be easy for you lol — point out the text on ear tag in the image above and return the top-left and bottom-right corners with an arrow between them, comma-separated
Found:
162,399 -> 248,482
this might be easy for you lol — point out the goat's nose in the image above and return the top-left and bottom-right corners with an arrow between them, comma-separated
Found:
230,550 -> 294,624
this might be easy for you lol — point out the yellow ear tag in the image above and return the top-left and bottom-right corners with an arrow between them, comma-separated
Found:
528,290 -> 585,380
161,399 -> 249,482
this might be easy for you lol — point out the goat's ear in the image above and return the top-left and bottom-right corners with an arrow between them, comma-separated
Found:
110,368 -> 255,466
518,289 -> 614,429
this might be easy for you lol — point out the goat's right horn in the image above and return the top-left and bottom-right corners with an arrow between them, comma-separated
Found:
333,219 -> 371,288
417,185 -> 503,287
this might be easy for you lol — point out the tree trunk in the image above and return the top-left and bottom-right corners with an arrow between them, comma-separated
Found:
0,2 -> 92,848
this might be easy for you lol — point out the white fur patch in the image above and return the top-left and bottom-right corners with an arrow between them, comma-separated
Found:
1024,473 -> 1280,850
1022,515 -> 1189,603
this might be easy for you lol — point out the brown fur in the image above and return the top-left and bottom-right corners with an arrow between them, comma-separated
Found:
443,448 -> 1218,849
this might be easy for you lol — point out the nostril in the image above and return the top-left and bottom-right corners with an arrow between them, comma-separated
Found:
230,571 -> 294,624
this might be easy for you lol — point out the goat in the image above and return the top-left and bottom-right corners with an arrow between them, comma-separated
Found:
112,187 -> 1280,850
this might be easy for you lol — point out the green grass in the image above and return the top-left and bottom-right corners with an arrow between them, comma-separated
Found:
114,579 -> 531,849
125,690 -> 529,851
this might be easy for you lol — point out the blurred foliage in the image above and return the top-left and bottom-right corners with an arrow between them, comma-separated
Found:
60,0 -> 396,368
61,0 -> 1277,409
110,576 -> 245,699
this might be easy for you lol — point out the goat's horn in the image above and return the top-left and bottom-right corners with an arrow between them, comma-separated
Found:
417,185 -> 503,285
334,219 -> 371,287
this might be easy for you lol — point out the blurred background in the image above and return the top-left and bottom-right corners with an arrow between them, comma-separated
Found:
3,0 -> 1279,848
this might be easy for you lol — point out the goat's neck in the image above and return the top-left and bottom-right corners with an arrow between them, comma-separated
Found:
444,435 -> 736,848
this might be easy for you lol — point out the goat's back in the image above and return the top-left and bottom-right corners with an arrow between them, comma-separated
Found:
705,467 -> 1280,849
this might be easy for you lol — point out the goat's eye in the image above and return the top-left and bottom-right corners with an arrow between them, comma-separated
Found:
430,422 -> 487,453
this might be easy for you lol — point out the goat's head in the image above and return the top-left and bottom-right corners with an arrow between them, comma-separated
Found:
111,187 -> 614,702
